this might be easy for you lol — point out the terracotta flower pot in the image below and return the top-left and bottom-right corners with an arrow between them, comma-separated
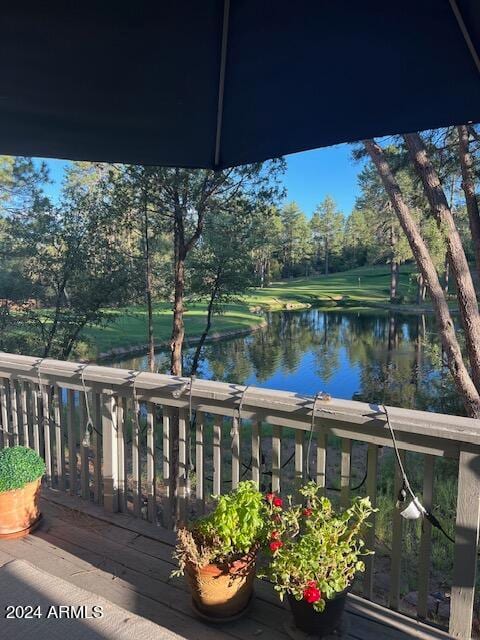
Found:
185,550 -> 256,619
0,478 -> 42,539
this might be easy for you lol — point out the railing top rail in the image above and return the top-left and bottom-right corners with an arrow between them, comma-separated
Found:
1,352 -> 480,448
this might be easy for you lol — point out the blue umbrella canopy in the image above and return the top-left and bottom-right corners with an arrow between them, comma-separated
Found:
0,0 -> 479,169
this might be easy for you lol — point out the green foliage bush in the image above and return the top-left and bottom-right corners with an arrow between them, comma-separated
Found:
172,481 -> 266,575
0,446 -> 45,493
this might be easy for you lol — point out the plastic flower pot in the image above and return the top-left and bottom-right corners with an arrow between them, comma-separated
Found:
288,587 -> 350,637
0,477 -> 42,539
185,550 -> 256,620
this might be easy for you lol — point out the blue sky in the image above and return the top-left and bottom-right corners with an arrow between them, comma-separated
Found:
282,143 -> 362,216
40,142 -> 363,218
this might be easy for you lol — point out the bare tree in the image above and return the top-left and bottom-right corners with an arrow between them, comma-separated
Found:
363,139 -> 480,418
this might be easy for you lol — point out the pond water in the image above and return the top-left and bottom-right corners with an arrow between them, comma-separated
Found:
110,309 -> 462,416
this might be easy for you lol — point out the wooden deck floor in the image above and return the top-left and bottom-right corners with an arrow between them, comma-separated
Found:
0,489 -> 453,640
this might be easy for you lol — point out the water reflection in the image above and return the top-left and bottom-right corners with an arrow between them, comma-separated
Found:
109,310 -> 463,415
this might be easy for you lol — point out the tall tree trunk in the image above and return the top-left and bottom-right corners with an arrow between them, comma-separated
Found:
170,216 -> 186,377
190,270 -> 220,377
390,225 -> 398,301
390,262 -> 399,301
324,237 -> 329,275
443,253 -> 449,294
143,191 -> 155,373
387,312 -> 397,351
169,210 -> 184,524
0,300 -> 10,350
61,319 -> 90,360
458,124 -> 480,277
412,314 -> 425,389
364,139 -> 480,418
417,274 -> 427,304
404,132 -> 480,394
43,278 -> 67,357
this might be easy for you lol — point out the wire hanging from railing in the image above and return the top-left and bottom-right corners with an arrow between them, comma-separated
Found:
302,390 -> 368,493
171,376 -> 196,497
80,364 -> 96,447
132,370 -> 142,438
235,385 -> 255,481
204,384 -> 256,484
35,357 -> 51,441
382,404 -> 457,544
306,390 -> 330,481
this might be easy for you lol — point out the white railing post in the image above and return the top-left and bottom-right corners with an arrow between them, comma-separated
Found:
40,383 -> 52,486
162,405 -> 172,527
450,450 -> 480,639
146,402 -> 156,522
102,393 -> 118,513
177,407 -> 188,523
52,385 -> 65,491
93,392 -> 102,504
20,381 -> 30,448
0,379 -> 10,447
10,380 -> 19,446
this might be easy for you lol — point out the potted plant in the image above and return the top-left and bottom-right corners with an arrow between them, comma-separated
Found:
262,482 -> 376,638
172,481 -> 266,620
0,446 -> 45,539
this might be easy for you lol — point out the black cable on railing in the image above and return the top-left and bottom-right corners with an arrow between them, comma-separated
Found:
382,404 -> 459,547
79,364 -> 98,445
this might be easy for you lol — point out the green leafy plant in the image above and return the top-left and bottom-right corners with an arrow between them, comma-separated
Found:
0,446 -> 45,493
172,481 -> 266,576
262,482 -> 376,612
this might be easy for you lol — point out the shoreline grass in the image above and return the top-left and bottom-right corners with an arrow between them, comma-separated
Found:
84,302 -> 265,357
85,264 -> 444,357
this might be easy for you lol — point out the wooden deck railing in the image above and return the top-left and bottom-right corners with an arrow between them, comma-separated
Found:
0,353 -> 479,639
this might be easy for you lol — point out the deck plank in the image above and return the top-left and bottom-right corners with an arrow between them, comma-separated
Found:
0,535 -> 233,640
39,502 -> 289,638
0,489 -> 452,640
3,500 -> 287,640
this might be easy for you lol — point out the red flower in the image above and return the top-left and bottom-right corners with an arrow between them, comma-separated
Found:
303,582 -> 321,604
303,508 -> 312,517
269,540 -> 283,552
272,496 -> 283,508
265,493 -> 275,503
271,530 -> 280,539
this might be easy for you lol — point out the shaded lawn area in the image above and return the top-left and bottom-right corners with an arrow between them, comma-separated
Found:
84,302 -> 264,355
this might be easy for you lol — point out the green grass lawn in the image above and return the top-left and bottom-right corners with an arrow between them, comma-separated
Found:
244,264 -> 419,310
84,302 -> 265,355
84,265 -> 425,356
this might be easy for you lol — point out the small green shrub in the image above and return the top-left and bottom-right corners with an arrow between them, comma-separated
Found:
172,481 -> 266,575
0,446 -> 45,493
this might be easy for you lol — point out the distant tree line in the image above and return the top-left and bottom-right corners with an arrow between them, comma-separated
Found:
255,162 -> 474,305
